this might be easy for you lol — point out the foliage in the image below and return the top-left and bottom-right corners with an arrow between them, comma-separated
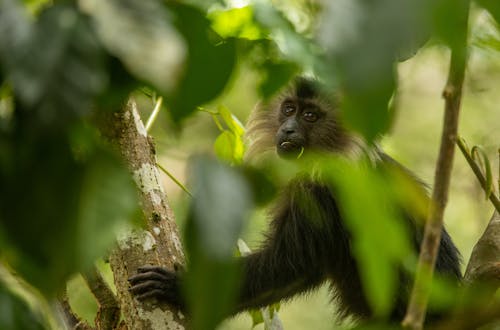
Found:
0,0 -> 499,329
183,156 -> 252,330
0,281 -> 46,330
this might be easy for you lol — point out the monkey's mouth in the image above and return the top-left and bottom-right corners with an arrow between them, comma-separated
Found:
277,141 -> 303,158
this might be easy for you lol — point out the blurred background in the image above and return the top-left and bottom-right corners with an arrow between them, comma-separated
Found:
1,0 -> 498,328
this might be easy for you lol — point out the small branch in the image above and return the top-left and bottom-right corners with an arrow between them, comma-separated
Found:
145,96 -> 163,132
82,267 -> 120,330
402,1 -> 470,329
156,162 -> 192,197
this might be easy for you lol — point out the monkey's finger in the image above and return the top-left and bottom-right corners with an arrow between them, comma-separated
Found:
128,271 -> 171,284
137,266 -> 173,276
129,280 -> 168,295
135,289 -> 166,301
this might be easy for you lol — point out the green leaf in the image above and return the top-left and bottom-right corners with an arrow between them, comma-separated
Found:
218,105 -> 245,137
253,2 -> 317,69
76,149 -> 138,266
318,0 -> 435,142
258,60 -> 299,100
6,4 -> 107,122
0,282 -> 47,330
168,3 -> 237,123
188,156 -> 252,259
0,0 -> 31,71
82,0 -> 185,93
183,156 -> 253,330
431,0 -> 470,49
241,166 -> 277,206
320,157 -> 413,316
476,0 -> 500,25
214,130 -> 245,165
210,6 -> 265,40
0,125 -> 137,296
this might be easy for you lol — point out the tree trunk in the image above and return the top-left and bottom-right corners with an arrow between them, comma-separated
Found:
98,99 -> 186,329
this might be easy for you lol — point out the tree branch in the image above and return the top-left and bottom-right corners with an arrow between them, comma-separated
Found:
96,99 -> 187,329
402,2 -> 471,329
82,266 -> 120,330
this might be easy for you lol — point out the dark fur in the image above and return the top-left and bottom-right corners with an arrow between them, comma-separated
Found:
129,78 -> 461,322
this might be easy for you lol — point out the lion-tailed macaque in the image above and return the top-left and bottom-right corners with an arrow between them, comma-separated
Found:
129,77 -> 461,322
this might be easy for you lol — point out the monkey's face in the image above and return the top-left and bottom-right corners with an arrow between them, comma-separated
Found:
276,98 -> 322,158
275,94 -> 349,158
245,77 -> 351,161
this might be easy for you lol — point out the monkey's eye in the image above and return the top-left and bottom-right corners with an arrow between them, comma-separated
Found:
282,103 -> 296,116
303,111 -> 318,122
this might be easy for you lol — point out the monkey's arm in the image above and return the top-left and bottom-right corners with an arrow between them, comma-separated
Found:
235,240 -> 326,312
128,216 -> 327,315
129,183 -> 330,314
235,185 -> 330,312
128,226 -> 326,315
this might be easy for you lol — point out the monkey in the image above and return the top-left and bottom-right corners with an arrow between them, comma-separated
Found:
128,77 -> 461,323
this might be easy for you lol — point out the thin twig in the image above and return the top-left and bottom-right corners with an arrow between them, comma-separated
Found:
145,96 -> 163,132
156,162 -> 192,197
402,1 -> 470,328
82,266 -> 120,330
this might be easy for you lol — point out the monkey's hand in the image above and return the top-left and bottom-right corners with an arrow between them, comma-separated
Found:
128,266 -> 185,310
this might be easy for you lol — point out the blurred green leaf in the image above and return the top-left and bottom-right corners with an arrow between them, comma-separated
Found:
320,157 -> 413,316
210,6 -> 266,40
318,0 -> 434,142
0,282 -> 47,330
4,4 -> 106,123
432,0 -> 470,49
75,147 -> 138,266
0,0 -> 31,73
168,3 -> 237,123
253,2 -> 317,69
476,0 -> 500,25
218,105 -> 245,138
258,60 -> 299,99
240,166 -> 277,206
183,156 -> 253,330
214,130 -> 245,165
188,156 -> 252,259
0,125 -> 137,296
81,0 -> 185,93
